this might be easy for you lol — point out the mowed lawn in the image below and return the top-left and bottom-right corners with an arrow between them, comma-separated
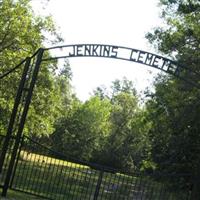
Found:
0,150 -> 189,200
11,150 -> 100,199
0,189 -> 42,200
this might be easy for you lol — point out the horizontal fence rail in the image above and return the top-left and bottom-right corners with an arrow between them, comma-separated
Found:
0,134 -> 191,200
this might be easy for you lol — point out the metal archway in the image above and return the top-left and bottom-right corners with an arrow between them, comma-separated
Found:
0,44 -> 200,197
43,44 -> 200,89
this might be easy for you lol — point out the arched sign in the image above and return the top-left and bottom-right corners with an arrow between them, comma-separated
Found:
1,44 -> 200,196
43,44 -> 200,89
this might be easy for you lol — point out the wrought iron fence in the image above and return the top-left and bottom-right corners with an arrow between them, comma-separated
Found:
0,135 -> 16,188
0,45 -> 199,199
0,134 -> 192,200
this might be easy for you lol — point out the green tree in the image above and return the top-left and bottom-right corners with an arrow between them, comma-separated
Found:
0,0 -> 72,137
27,61 -> 73,137
93,77 -> 137,100
51,96 -> 112,161
52,77 -> 151,171
145,0 -> 200,194
93,79 -> 151,171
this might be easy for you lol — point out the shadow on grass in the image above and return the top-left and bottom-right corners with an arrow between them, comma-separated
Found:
0,188 -> 44,200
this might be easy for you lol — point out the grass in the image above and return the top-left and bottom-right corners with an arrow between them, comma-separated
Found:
20,150 -> 88,169
0,147 -> 190,200
0,189 -> 42,200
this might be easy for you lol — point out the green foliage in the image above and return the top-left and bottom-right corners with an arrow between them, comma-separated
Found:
4,0 -> 200,183
25,62 -> 73,137
0,0 -> 71,137
145,0 -> 200,190
51,96 -> 112,160
93,77 -> 137,100
52,79 -> 151,172
97,92 -> 151,170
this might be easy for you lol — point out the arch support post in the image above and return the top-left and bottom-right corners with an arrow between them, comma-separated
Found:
1,48 -> 44,197
0,58 -> 31,174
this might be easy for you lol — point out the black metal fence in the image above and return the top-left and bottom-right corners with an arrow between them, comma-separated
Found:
0,134 -> 192,200
0,135 -> 16,187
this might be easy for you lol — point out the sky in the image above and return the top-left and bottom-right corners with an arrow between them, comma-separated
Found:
32,0 -> 163,101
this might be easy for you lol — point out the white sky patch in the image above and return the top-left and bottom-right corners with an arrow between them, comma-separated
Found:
31,0 -> 163,101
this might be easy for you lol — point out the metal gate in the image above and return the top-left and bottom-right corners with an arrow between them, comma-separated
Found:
0,44 -> 200,199
0,48 -> 44,196
0,134 -> 192,200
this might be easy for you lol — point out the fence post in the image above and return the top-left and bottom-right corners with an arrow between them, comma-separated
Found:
9,135 -> 25,189
1,48 -> 44,197
0,58 -> 31,173
93,170 -> 104,200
